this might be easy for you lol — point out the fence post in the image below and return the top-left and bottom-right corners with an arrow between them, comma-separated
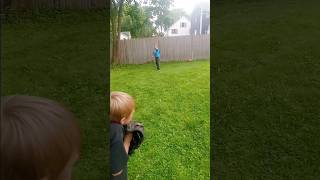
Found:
191,35 -> 194,60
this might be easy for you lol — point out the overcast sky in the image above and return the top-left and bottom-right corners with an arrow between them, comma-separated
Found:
171,0 -> 210,14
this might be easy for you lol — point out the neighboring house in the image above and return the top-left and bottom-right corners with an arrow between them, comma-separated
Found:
165,16 -> 191,37
190,2 -> 210,35
120,32 -> 131,40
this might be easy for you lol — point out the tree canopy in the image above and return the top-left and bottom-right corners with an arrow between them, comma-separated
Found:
111,0 -> 185,62
121,3 -> 156,38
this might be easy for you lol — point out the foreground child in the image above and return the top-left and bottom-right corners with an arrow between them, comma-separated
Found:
110,91 -> 135,179
1,95 -> 81,180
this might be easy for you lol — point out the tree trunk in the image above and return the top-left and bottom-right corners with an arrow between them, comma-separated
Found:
115,0 -> 125,64
111,0 -> 124,64
111,1 -> 118,64
111,13 -> 117,64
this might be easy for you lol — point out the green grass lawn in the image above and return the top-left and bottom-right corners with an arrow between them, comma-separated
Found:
2,11 -> 109,179
111,60 -> 210,179
212,0 -> 320,179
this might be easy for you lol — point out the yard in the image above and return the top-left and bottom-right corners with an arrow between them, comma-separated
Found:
111,60 -> 210,179
212,0 -> 320,178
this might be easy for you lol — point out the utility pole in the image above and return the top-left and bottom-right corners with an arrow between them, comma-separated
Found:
199,8 -> 202,35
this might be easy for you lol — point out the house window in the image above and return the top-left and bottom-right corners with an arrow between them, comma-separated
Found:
180,22 -> 187,28
171,29 -> 178,34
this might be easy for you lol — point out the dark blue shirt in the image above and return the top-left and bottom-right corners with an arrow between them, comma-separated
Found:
110,123 -> 128,180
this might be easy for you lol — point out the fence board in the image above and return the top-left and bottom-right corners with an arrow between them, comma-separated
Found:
116,35 -> 210,64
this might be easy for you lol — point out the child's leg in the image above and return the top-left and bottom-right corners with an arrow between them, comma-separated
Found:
156,58 -> 160,70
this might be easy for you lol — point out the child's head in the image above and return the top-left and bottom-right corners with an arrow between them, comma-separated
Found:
110,91 -> 135,125
1,95 -> 81,180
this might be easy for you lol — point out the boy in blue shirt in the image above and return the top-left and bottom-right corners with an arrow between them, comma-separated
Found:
153,47 -> 161,70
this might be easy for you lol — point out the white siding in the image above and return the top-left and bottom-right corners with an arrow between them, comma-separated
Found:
120,34 -> 128,40
120,32 -> 131,40
166,16 -> 191,37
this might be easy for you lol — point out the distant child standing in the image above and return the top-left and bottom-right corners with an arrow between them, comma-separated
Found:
153,47 -> 161,70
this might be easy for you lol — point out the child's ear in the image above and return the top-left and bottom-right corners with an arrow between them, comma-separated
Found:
120,117 -> 126,125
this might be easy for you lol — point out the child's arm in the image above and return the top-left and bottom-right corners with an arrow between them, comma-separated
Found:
111,132 -> 131,177
123,132 -> 133,154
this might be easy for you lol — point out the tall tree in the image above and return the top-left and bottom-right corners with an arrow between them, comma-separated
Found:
111,0 -> 143,63
121,3 -> 156,38
139,0 -> 173,36
111,0 -> 173,63
111,0 -> 126,64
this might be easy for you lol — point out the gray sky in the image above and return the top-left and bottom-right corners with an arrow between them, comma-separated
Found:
171,0 -> 210,14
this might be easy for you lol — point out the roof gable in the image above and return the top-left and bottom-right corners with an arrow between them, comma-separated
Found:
168,16 -> 191,29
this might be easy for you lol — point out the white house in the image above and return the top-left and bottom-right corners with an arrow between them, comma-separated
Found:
120,32 -> 131,40
165,16 -> 191,37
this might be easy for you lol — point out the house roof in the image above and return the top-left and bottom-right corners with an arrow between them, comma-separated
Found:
120,32 -> 131,36
168,16 -> 191,28
176,15 -> 190,21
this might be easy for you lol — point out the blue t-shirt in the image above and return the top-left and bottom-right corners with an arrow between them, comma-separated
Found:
153,49 -> 160,58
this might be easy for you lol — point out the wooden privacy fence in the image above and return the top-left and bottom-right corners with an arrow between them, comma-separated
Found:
117,35 -> 210,64
7,0 -> 107,9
